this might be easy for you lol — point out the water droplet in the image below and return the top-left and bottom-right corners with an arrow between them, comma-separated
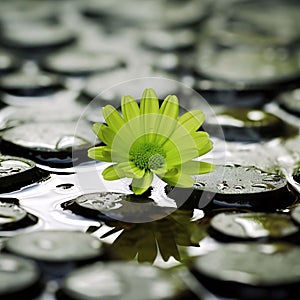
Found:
56,183 -> 74,190
217,181 -> 229,190
78,195 -> 123,211
224,163 -> 238,168
37,238 -> 55,250
234,217 -> 269,238
194,182 -> 205,188
262,175 -> 281,182
252,183 -> 275,190
234,185 -> 245,190
56,135 -> 90,150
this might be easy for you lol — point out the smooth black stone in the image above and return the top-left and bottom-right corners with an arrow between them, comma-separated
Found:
0,0 -> 59,24
57,261 -> 191,300
82,0 -> 207,29
5,230 -> 104,263
193,78 -> 275,108
0,155 -> 46,193
0,99 -> 85,127
141,29 -> 196,52
293,167 -> 300,184
62,192 -> 174,223
0,52 -> 20,75
79,70 -> 180,106
0,201 -> 26,230
40,50 -> 125,77
218,0 -> 300,47
0,197 -> 39,232
209,212 -> 299,242
0,72 -> 64,97
188,164 -> 295,211
204,107 -> 296,142
191,242 -> 300,299
0,23 -> 77,55
290,205 -> 300,226
1,121 -> 98,168
277,89 -> 300,117
195,43 -> 300,91
0,201 -> 39,232
0,254 -> 43,300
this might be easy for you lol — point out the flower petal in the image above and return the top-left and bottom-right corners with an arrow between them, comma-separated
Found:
118,161 -> 145,178
102,164 -> 123,180
197,139 -> 214,156
140,88 -> 159,115
148,114 -> 177,145
165,146 -> 198,166
180,161 -> 216,175
163,170 -> 194,188
178,110 -> 205,132
159,95 -> 179,119
188,131 -> 213,155
102,105 -> 125,133
121,95 -> 140,121
92,123 -> 116,146
88,146 -> 112,162
131,172 -> 153,195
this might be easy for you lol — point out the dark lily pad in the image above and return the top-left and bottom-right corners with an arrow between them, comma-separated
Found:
191,242 -> 300,299
209,212 -> 299,241
0,254 -> 43,299
189,164 -> 295,211
58,261 -> 191,300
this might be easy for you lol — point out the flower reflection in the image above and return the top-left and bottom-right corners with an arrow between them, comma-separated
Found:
100,209 -> 209,264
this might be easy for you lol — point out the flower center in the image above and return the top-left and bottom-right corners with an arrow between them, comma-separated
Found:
129,142 -> 165,170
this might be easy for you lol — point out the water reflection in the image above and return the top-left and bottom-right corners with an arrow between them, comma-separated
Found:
99,209 -> 209,264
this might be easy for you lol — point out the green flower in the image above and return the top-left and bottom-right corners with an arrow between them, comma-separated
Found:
88,88 -> 215,195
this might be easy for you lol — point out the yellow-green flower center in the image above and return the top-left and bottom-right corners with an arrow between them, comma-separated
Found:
129,142 -> 165,170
